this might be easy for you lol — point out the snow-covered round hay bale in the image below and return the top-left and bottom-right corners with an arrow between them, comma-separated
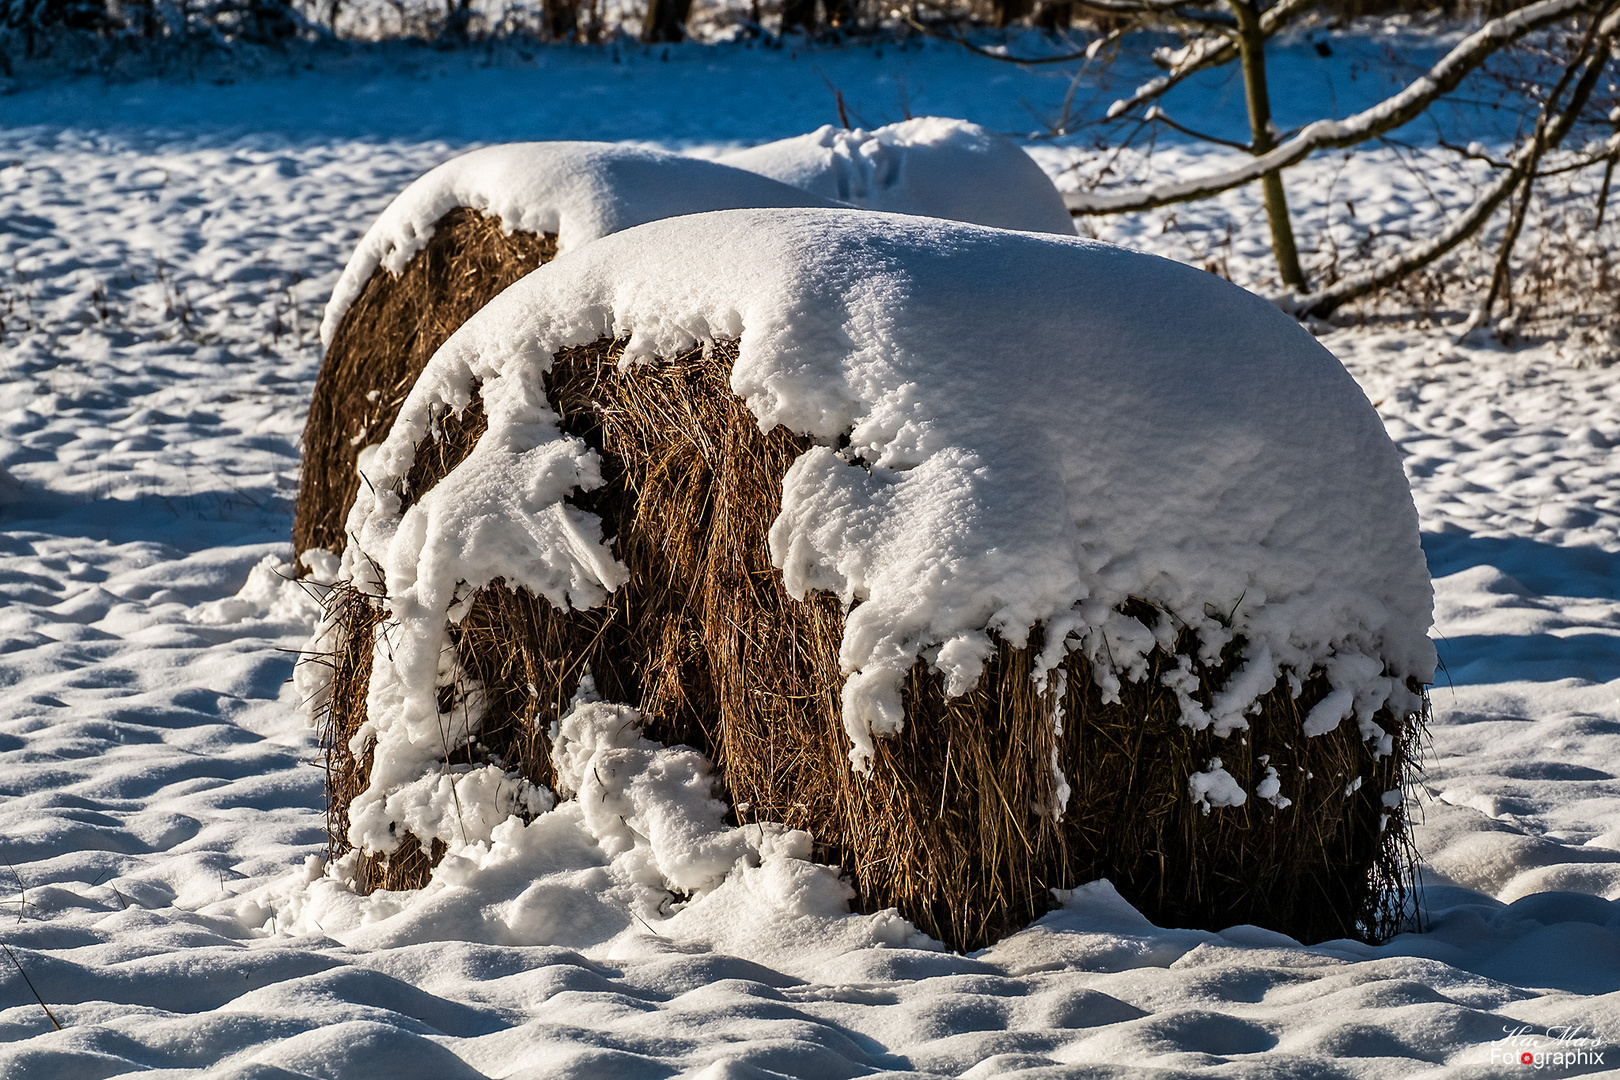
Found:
295,142 -> 839,561
300,208 -> 1434,950
720,117 -> 1075,236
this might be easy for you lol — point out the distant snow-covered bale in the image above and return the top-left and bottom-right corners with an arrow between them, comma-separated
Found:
296,142 -> 837,560
303,208 -> 1434,949
318,142 -> 844,349
720,117 -> 1075,235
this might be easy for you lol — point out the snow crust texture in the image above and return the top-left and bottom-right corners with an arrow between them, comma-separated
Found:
3,54 -> 1620,1080
337,207 -> 1433,834
720,117 -> 1077,235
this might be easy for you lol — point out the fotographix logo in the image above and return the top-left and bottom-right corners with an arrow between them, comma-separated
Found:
1488,1023 -> 1610,1070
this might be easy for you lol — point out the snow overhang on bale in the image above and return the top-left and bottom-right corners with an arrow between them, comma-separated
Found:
298,143 -> 840,561
300,130 -> 1075,563
302,207 -> 1435,949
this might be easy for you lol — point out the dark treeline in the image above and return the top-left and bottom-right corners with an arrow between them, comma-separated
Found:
3,0 -> 306,55
0,0 -> 1540,61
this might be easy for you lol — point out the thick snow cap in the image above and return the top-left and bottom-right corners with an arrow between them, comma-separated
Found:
328,207 -> 1433,850
721,117 -> 1075,235
318,141 -> 838,346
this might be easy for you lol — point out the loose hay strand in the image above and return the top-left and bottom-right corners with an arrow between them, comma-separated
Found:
318,336 -> 1424,949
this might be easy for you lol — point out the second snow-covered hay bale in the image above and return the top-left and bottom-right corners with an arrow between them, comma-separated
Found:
305,208 -> 1434,950
297,142 -> 837,560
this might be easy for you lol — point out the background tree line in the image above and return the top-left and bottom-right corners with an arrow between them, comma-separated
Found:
0,0 -> 1550,54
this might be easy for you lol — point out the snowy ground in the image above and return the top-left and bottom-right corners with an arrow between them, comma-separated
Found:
2,39 -> 1619,1078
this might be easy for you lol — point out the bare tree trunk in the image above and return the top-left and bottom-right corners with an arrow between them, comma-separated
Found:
781,0 -> 817,31
131,0 -> 158,36
542,0 -> 576,38
443,0 -> 473,40
641,0 -> 690,41
1033,0 -> 1072,30
1597,152 -> 1617,230
782,0 -> 854,31
1232,0 -> 1306,292
995,0 -> 1033,27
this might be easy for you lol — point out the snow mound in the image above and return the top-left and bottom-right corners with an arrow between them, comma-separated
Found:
318,141 -> 838,346
722,117 -> 1075,236
273,682 -> 931,974
321,206 -> 1433,853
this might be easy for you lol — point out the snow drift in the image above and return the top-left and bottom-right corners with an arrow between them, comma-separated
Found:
721,117 -> 1076,235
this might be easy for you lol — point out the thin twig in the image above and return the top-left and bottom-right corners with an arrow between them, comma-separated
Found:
1146,106 -> 1252,151
1298,6 -> 1619,318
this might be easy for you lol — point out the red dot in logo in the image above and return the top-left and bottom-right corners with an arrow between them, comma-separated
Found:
1522,1052 -> 1534,1065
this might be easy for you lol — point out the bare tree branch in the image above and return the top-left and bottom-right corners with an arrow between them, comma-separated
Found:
1146,105 -> 1252,149
1295,7 -> 1620,318
1437,138 -> 1516,169
1099,0 -> 1316,121
1471,8 -> 1614,326
1532,139 -> 1620,176
1070,0 -> 1605,215
1437,135 -> 1616,176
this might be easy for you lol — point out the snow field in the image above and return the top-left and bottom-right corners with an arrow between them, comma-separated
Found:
0,48 -> 1618,1078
